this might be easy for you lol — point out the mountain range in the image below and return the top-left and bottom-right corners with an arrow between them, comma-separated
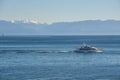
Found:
0,20 -> 120,35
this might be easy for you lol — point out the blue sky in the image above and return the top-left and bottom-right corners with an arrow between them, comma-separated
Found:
0,0 -> 120,23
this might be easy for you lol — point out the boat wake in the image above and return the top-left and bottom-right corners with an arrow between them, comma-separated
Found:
0,50 -> 73,53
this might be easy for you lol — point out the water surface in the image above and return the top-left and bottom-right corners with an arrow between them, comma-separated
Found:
0,36 -> 120,80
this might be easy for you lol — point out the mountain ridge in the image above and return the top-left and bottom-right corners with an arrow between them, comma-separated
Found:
0,20 -> 120,35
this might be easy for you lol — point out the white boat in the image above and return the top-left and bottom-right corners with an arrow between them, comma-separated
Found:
74,44 -> 103,53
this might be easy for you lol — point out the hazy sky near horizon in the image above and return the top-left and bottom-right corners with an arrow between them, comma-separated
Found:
0,0 -> 120,23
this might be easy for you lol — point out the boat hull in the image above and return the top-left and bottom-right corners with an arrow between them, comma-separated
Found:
74,49 -> 103,53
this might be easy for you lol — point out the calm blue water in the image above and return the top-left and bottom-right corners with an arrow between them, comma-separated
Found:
0,36 -> 120,80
